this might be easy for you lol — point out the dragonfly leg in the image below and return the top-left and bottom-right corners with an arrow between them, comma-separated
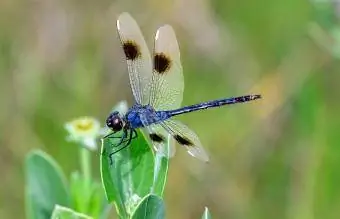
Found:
102,131 -> 121,156
108,129 -> 135,165
125,128 -> 135,145
108,129 -> 127,165
103,131 -> 117,139
131,129 -> 138,140
105,131 -> 131,140
107,135 -> 124,139
102,131 -> 126,155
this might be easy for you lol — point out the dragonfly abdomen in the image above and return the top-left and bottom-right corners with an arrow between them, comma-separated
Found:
167,94 -> 261,117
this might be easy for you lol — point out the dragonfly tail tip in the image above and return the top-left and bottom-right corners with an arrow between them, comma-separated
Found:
252,94 -> 262,100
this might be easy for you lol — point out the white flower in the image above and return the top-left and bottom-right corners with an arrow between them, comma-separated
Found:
64,117 -> 101,150
111,100 -> 128,115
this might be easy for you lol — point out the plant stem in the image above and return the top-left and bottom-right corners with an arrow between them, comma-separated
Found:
80,147 -> 91,189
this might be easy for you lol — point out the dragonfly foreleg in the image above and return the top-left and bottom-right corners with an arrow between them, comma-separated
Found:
102,131 -> 121,157
108,128 -> 135,165
103,131 -> 118,139
107,134 -> 125,139
132,129 -> 138,139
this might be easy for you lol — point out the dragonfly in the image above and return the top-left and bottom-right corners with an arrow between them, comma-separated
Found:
105,12 -> 261,163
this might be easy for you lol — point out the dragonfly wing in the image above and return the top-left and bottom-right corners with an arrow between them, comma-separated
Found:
161,119 -> 209,162
117,12 -> 153,104
139,113 -> 175,158
149,25 -> 184,111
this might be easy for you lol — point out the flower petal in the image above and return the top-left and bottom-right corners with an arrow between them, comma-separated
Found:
112,100 -> 128,115
83,138 -> 97,150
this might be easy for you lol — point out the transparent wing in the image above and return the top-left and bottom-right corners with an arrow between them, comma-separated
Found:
161,119 -> 209,162
148,25 -> 184,111
116,12 -> 153,104
141,125 -> 176,158
139,113 -> 175,158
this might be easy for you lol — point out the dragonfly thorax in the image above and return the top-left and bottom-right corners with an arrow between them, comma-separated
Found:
125,104 -> 168,129
106,111 -> 125,131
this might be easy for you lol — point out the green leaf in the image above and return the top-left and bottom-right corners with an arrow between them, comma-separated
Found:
100,130 -> 155,218
201,207 -> 211,219
70,172 -> 87,213
70,172 -> 109,218
51,205 -> 92,219
151,152 -> 169,196
131,194 -> 165,219
25,150 -> 70,219
98,202 -> 112,219
87,181 -> 110,219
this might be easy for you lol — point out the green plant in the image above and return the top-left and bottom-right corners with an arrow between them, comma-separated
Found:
25,101 -> 210,219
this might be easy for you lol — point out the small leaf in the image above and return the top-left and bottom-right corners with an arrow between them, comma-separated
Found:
70,171 -> 109,218
99,202 -> 112,219
151,152 -> 169,196
201,207 -> 211,219
87,181 -> 110,218
70,172 -> 86,212
51,205 -> 92,219
25,150 -> 70,219
100,130 -> 154,218
131,194 -> 165,219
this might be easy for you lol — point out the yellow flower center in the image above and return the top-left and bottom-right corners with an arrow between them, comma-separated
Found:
75,120 -> 94,131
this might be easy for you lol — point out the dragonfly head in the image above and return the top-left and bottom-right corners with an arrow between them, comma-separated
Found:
106,111 -> 124,132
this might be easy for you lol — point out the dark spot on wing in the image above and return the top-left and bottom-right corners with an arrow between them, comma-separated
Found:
122,40 -> 141,60
174,134 -> 193,146
149,133 -> 165,143
154,53 -> 171,74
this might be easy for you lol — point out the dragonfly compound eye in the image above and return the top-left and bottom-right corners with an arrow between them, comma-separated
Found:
106,113 -> 123,132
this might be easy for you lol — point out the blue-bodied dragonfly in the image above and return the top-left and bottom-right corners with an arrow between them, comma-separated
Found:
105,12 -> 261,163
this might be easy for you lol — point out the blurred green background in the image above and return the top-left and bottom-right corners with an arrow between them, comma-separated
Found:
1,0 -> 339,218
